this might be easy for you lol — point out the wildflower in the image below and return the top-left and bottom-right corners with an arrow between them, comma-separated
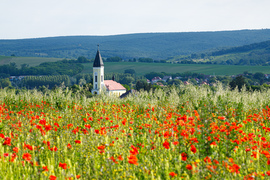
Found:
67,143 -> 72,149
169,172 -> 177,177
190,145 -> 197,153
173,141 -> 179,145
22,153 -> 32,162
13,147 -> 19,153
59,162 -> 67,170
97,145 -> 106,150
128,155 -> 138,165
117,155 -> 123,161
181,152 -> 187,161
266,171 -> 270,176
163,141 -> 170,149
43,166 -> 49,171
110,156 -> 118,164
76,175 -> 81,179
3,137 -> 11,146
186,164 -> 192,170
49,175 -> 57,180
75,140 -> 81,144
230,163 -> 240,174
130,145 -> 139,155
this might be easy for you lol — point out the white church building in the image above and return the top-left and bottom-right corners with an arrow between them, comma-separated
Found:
91,48 -> 126,96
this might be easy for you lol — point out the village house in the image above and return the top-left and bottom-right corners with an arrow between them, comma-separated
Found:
162,76 -> 172,82
151,77 -> 162,83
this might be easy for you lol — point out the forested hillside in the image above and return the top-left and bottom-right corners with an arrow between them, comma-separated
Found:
1,29 -> 270,59
176,40 -> 270,65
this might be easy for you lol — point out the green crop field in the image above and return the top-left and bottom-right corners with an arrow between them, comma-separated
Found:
0,56 -> 61,67
1,55 -> 270,76
82,62 -> 270,76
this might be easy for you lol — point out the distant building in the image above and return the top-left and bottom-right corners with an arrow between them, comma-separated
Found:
151,77 -> 162,83
91,47 -> 126,96
174,76 -> 182,80
162,76 -> 172,82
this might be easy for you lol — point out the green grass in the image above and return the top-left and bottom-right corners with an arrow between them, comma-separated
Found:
0,56 -> 62,67
10,57 -> 62,67
2,55 -> 270,76
0,56 -> 12,65
82,62 -> 270,76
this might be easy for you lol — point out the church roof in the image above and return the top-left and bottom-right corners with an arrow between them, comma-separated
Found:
104,80 -> 126,91
93,50 -> 104,67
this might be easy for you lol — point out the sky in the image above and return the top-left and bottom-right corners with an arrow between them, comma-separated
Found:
0,0 -> 270,39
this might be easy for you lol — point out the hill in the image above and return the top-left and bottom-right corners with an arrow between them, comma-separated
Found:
204,40 -> 270,65
1,29 -> 270,60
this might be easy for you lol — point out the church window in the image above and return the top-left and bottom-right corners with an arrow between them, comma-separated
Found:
95,76 -> 97,82
101,75 -> 103,82
95,84 -> 97,89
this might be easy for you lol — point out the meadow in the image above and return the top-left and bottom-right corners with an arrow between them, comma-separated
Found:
0,84 -> 270,179
82,62 -> 270,76
0,56 -> 61,67
2,55 -> 270,76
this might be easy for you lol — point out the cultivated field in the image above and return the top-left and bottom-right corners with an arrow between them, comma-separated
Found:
1,56 -> 270,76
0,85 -> 270,179
82,62 -> 270,76
0,56 -> 61,67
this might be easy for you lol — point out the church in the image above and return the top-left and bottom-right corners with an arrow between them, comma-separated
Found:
91,48 -> 126,96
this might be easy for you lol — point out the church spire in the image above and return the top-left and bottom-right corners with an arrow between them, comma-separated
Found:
93,45 -> 104,67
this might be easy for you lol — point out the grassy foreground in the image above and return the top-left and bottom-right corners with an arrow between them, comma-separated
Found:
0,85 -> 270,179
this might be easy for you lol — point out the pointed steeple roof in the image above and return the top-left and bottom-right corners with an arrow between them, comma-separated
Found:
93,47 -> 104,67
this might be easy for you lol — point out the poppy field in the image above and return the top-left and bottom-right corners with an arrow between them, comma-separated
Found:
0,84 -> 270,179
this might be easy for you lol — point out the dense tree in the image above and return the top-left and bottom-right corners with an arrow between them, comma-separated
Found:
0,78 -> 11,88
77,56 -> 89,63
229,75 -> 249,91
124,69 -> 136,75
106,56 -> 122,62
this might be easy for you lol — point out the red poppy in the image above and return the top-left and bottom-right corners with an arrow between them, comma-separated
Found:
186,164 -> 192,170
76,175 -> 81,179
128,155 -> 138,165
181,152 -> 187,161
43,166 -> 49,171
169,172 -> 177,177
67,143 -> 72,149
75,140 -> 81,144
3,137 -> 11,146
163,141 -> 170,149
173,141 -> 179,145
97,145 -> 106,150
190,145 -> 196,153
49,175 -> 57,180
22,153 -> 32,162
130,145 -> 139,155
117,155 -> 123,161
59,162 -> 67,170
13,147 -> 19,153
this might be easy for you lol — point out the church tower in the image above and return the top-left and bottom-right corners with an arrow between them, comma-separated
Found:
91,46 -> 104,95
